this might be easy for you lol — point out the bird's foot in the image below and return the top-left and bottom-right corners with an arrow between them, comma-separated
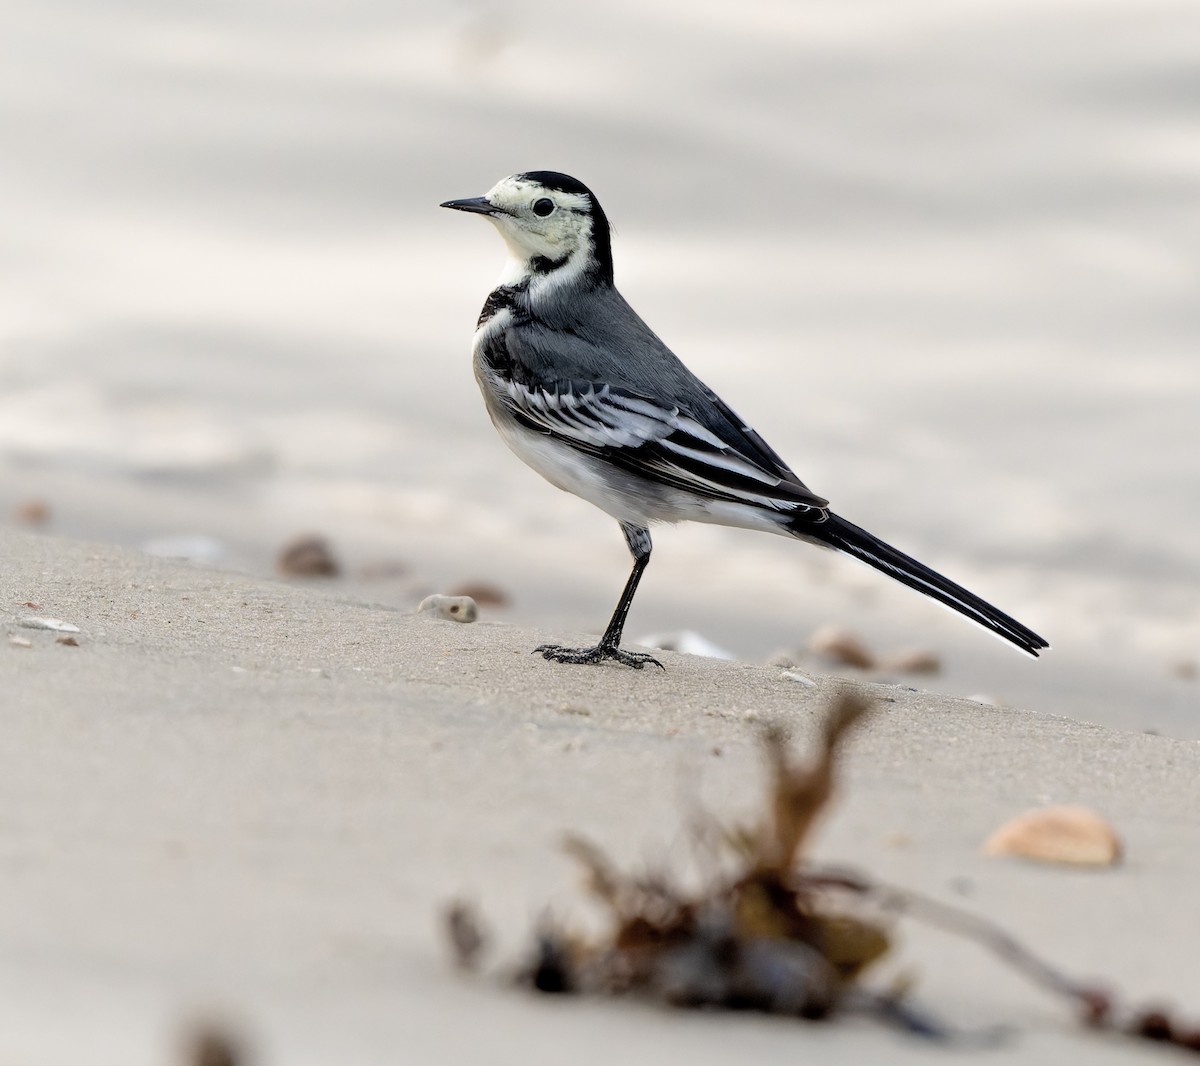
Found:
534,642 -> 665,671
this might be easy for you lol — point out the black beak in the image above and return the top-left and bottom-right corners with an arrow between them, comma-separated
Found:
440,196 -> 496,216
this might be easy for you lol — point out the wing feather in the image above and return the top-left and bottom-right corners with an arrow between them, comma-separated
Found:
495,376 -> 827,512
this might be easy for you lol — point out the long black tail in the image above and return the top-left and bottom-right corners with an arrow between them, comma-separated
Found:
797,512 -> 1049,657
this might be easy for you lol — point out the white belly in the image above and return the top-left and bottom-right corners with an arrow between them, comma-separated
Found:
489,402 -> 647,522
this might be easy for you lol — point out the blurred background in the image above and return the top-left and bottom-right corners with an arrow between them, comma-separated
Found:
1,0 -> 1197,733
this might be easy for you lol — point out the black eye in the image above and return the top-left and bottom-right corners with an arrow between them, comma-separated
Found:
532,197 -> 555,217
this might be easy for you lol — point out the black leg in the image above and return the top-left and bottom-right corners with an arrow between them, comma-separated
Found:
535,522 -> 664,670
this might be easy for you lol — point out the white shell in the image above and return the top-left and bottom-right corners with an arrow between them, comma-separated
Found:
635,630 -> 735,659
19,617 -> 81,633
983,806 -> 1122,866
417,595 -> 478,623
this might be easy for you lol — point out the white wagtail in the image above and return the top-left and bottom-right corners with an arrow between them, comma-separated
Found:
441,171 -> 1049,669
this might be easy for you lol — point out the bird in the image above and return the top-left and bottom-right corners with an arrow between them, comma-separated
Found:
441,171 -> 1049,669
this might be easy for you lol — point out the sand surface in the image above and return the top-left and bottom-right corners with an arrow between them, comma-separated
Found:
1,0 -> 1198,1059
3,527 -> 1198,1064
1,0 -> 1198,738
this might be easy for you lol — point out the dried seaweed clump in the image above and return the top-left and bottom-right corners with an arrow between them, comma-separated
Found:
543,695 -> 882,1018
456,694 -> 888,1020
444,692 -> 1200,1053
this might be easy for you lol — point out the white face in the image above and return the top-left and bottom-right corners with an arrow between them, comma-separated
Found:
480,175 -> 594,268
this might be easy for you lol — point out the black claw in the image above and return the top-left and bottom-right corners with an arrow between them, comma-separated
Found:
533,643 -> 665,671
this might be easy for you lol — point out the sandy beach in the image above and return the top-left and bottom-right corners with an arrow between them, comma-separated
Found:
3,527 -> 1198,1064
1,0 -> 1198,1060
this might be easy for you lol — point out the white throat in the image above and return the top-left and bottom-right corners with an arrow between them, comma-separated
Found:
496,246 -> 593,301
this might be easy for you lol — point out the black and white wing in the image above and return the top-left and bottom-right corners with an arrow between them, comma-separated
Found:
493,376 -> 828,514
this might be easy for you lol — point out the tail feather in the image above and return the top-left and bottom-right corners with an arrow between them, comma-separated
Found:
799,512 -> 1049,657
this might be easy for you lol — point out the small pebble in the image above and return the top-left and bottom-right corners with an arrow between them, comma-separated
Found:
780,670 -> 816,687
8,635 -> 32,648
417,594 -> 478,623
808,624 -> 876,669
14,499 -> 50,526
881,648 -> 942,675
19,617 -> 80,633
983,805 -> 1122,866
448,581 -> 511,608
278,534 -> 340,577
55,636 -> 79,647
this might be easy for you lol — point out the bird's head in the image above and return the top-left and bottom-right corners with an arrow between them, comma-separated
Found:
441,171 -> 614,288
